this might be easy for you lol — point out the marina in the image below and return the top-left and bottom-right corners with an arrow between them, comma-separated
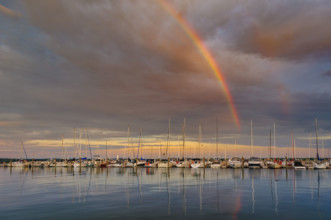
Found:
1,0 -> 331,219
1,167 -> 330,220
1,157 -> 331,170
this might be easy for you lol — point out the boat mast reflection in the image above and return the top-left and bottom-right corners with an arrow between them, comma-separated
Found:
199,170 -> 203,212
182,168 -> 187,216
251,176 -> 255,214
166,170 -> 170,215
274,170 -> 279,215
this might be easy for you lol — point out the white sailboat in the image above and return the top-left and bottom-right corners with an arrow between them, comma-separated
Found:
248,120 -> 262,168
191,124 -> 205,168
313,119 -> 327,169
55,135 -> 68,167
125,126 -> 136,167
11,141 -> 28,167
211,119 -> 221,168
190,159 -> 204,168
73,130 -> 88,167
228,157 -> 242,168
158,119 -> 173,168
135,128 -> 145,167
176,118 -> 190,168
268,122 -> 281,169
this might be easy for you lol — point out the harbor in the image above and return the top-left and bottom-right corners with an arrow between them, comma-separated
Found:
1,156 -> 331,170
2,119 -> 328,170
1,0 -> 331,219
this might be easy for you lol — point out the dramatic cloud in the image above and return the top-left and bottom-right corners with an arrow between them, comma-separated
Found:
1,0 -> 331,157
184,0 -> 331,60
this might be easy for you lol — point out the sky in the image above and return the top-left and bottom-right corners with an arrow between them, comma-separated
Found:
1,0 -> 331,158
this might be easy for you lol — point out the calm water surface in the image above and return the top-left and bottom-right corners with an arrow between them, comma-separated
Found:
0,167 -> 330,219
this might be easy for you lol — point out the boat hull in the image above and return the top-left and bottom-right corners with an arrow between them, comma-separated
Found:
314,163 -> 327,169
191,163 -> 205,168
210,164 -> 221,168
268,164 -> 281,169
158,162 -> 173,168
228,163 -> 242,169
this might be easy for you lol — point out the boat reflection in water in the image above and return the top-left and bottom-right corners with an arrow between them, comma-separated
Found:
1,167 -> 331,219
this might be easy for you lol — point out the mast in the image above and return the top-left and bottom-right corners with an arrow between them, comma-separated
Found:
64,137 -> 69,160
85,129 -> 88,158
86,129 -> 92,159
269,129 -> 272,159
315,118 -> 319,160
159,139 -> 162,160
166,119 -> 171,159
309,133 -> 312,159
21,140 -> 28,160
294,138 -> 296,160
73,128 -> 76,159
182,118 -> 186,160
216,118 -> 219,159
251,120 -> 253,157
291,130 -> 294,160
106,140 -> 108,160
152,138 -> 154,159
322,139 -> 325,160
79,129 -> 82,158
109,140 -> 112,159
177,136 -> 180,159
139,128 -> 142,159
225,144 -> 227,161
127,125 -> 130,159
199,123 -> 201,159
61,135 -> 64,161
273,122 -> 276,159
131,138 -> 134,159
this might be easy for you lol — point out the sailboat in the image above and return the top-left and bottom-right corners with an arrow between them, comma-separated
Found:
135,129 -> 145,167
125,126 -> 136,167
268,123 -> 281,169
228,157 -> 242,168
248,120 -> 262,168
145,159 -> 157,168
55,135 -> 68,167
191,124 -> 205,168
176,118 -> 190,168
292,134 -> 306,170
211,119 -> 221,168
144,138 -> 158,167
313,119 -> 327,169
158,119 -> 173,168
73,129 -> 88,167
11,141 -> 29,167
266,129 -> 275,167
293,160 -> 306,170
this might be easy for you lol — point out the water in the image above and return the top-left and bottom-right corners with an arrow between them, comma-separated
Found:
0,167 -> 330,220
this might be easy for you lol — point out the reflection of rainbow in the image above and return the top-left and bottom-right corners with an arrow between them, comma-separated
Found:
232,193 -> 242,220
157,0 -> 240,129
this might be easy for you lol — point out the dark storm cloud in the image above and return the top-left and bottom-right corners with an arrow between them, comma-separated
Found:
181,0 -> 331,60
0,1 -> 225,142
323,69 -> 331,77
0,0 -> 331,154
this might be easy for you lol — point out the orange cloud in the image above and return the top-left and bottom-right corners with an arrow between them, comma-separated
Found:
0,121 -> 21,127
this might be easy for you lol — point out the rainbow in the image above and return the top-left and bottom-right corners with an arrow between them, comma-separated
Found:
157,0 -> 240,129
